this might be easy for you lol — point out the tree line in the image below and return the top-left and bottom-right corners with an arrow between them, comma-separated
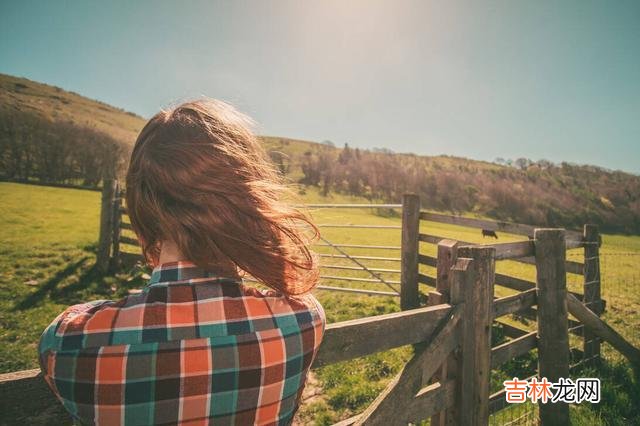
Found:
0,110 -> 124,187
298,144 -> 640,234
1,109 -> 638,234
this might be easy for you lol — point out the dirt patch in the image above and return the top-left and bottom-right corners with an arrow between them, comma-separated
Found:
292,372 -> 326,425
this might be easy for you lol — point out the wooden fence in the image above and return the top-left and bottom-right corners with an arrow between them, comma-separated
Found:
98,179 -> 409,297
395,193 -> 607,372
3,186 -> 639,425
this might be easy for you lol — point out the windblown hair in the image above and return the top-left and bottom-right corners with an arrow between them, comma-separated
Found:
125,99 -> 319,295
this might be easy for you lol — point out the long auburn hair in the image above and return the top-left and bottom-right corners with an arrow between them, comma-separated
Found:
125,99 -> 319,295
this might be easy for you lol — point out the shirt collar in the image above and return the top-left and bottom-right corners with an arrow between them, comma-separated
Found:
147,260 -> 238,286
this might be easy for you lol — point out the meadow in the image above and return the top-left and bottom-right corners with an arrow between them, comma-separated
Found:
1,181 -> 639,425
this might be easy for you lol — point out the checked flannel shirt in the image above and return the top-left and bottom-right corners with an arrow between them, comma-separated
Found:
38,261 -> 326,425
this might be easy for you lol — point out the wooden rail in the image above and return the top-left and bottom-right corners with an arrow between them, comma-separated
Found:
567,293 -> 640,374
318,224 -> 401,229
493,288 -> 537,319
320,275 -> 401,285
321,265 -> 401,274
491,331 -> 537,369
315,243 -> 401,251
318,254 -> 401,262
314,304 -> 452,367
419,233 -> 585,273
315,286 -> 399,297
419,211 -> 584,241
302,204 -> 403,209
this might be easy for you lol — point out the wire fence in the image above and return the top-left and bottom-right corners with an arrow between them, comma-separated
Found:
570,251 -> 640,354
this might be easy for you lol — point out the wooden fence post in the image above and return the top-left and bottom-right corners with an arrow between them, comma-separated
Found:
583,224 -> 602,365
535,229 -> 570,426
401,194 -> 420,310
428,239 -> 458,425
450,256 -> 475,426
109,181 -> 122,272
97,178 -> 116,273
457,245 -> 495,426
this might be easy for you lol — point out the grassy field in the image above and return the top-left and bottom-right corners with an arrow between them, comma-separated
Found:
1,181 -> 639,424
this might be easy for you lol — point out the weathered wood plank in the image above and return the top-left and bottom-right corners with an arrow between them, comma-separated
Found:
313,304 -> 452,367
303,203 -> 403,209
355,306 -> 461,425
333,415 -> 359,426
430,239 -> 458,425
516,306 -> 584,337
420,211 -> 537,237
494,272 -> 535,292
320,275 -> 401,285
321,265 -> 401,274
566,260 -> 584,275
0,369 -> 41,383
566,239 -> 584,249
567,293 -> 640,373
495,321 -> 530,338
319,224 -> 401,229
488,374 -> 538,414
401,194 -> 421,310
420,233 -> 584,272
418,273 -> 436,286
456,247 -> 495,426
0,369 -> 68,424
418,254 -> 437,267
315,286 -> 399,297
423,234 -> 534,260
493,288 -> 537,319
404,380 -> 456,424
449,257 -> 476,426
491,331 -> 537,368
436,240 -> 458,299
427,290 -> 445,305
315,243 -> 401,250
319,254 -> 401,262
120,235 -> 139,246
535,229 -> 570,425
419,211 -> 583,241
418,233 -> 441,244
487,240 -> 535,260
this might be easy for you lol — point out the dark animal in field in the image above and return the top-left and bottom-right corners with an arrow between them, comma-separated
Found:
482,229 -> 498,239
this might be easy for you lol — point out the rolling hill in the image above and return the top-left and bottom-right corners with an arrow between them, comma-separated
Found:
1,73 -> 639,233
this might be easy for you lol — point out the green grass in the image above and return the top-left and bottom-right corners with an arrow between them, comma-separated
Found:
0,182 -> 147,372
1,181 -> 639,425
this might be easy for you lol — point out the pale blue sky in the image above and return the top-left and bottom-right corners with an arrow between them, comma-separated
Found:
1,0 -> 639,173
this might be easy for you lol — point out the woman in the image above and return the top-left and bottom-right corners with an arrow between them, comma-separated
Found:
38,99 -> 326,425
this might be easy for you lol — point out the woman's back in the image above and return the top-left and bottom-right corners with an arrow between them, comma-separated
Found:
39,261 -> 325,425
39,98 -> 325,425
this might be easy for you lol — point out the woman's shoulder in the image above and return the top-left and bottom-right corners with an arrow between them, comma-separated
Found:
240,284 -> 326,328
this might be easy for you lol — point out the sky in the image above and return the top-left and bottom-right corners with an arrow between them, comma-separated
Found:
1,0 -> 639,173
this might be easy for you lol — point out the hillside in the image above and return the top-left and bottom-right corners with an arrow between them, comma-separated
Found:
1,73 -> 639,233
0,74 -> 144,145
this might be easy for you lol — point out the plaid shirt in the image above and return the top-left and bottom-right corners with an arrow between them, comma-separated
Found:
38,261 -> 326,425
